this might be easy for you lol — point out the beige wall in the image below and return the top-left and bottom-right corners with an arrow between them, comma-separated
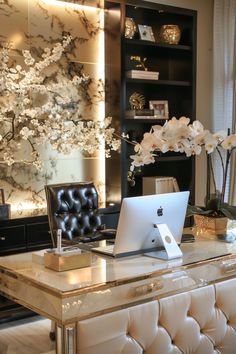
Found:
145,0 -> 214,205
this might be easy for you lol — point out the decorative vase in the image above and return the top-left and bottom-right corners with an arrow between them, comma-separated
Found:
193,214 -> 228,239
125,17 -> 137,39
159,25 -> 181,45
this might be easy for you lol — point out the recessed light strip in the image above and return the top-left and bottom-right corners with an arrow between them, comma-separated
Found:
40,0 -> 103,11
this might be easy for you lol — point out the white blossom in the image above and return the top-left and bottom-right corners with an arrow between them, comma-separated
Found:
0,36 -> 120,168
221,135 -> 236,150
130,117 -> 236,171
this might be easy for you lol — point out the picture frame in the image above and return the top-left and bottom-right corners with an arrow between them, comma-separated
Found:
149,100 -> 169,119
138,25 -> 155,42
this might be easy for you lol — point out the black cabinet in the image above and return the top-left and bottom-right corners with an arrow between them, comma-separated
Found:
0,215 -> 52,256
27,221 -> 52,251
105,0 -> 197,204
0,225 -> 26,255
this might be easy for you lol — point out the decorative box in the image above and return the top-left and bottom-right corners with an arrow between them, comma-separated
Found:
44,249 -> 92,272
142,176 -> 179,195
0,189 -> 10,220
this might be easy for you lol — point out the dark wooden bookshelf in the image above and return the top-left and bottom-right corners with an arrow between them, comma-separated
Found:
125,38 -> 192,51
105,0 -> 197,203
126,78 -> 192,86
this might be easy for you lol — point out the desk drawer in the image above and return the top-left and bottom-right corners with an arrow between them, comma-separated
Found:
0,225 -> 26,250
61,256 -> 236,322
61,270 -> 199,321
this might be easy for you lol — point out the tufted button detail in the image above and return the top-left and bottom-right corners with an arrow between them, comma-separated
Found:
45,182 -> 104,243
75,279 -> 236,353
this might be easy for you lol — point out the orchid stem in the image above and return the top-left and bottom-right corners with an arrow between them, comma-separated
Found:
216,146 -> 225,183
208,154 -> 217,196
114,132 -> 136,146
221,149 -> 231,202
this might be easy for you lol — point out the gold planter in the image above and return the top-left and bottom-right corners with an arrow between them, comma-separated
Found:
194,214 -> 228,239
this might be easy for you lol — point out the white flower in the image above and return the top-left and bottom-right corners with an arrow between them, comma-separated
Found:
134,143 -> 142,153
178,116 -> 191,125
204,133 -> 218,153
192,130 -> 209,145
20,127 -> 33,140
128,116 -> 236,181
221,135 -> 236,150
160,139 -> 180,153
140,132 -> 163,151
214,130 -> 227,141
183,141 -> 202,156
130,150 -> 155,169
190,120 -> 205,135
0,36 -> 120,169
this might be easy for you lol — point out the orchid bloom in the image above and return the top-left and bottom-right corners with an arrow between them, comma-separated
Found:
129,117 -> 236,204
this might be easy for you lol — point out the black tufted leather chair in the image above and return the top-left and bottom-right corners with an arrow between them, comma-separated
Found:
45,182 -> 114,247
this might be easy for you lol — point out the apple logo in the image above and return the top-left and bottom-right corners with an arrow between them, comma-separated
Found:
157,206 -> 163,216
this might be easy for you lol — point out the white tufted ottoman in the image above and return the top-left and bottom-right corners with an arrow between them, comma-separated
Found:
77,278 -> 236,354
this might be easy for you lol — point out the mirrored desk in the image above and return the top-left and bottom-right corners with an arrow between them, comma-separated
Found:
1,239 -> 236,353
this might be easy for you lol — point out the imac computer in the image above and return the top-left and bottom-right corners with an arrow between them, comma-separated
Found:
92,191 -> 190,259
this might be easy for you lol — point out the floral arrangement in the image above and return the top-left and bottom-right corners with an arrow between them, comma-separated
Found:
0,35 -> 120,170
129,116 -> 236,219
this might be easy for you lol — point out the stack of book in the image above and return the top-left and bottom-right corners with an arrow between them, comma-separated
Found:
126,70 -> 159,80
126,109 -> 155,119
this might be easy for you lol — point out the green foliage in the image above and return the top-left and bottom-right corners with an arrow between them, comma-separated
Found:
187,193 -> 236,220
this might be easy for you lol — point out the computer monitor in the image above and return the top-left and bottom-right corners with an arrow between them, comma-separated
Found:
92,191 -> 190,258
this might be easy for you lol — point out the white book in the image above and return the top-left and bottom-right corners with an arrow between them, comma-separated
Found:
126,115 -> 156,119
126,70 -> 159,80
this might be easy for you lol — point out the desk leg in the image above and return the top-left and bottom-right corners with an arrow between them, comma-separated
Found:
56,323 -> 77,354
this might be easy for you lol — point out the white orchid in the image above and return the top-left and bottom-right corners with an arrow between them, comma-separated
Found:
130,117 -> 236,170
129,117 -> 236,210
221,135 -> 236,150
130,150 -> 155,171
204,133 -> 218,153
0,36 -> 120,168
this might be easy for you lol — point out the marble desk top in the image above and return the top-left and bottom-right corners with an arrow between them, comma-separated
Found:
2,239 -> 236,322
0,239 -> 236,296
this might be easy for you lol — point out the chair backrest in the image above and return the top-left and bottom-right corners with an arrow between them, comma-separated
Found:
45,182 -> 102,246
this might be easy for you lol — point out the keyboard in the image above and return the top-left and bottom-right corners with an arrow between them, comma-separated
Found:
91,244 -> 114,256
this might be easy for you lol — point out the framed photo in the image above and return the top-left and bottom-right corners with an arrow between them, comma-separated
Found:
149,100 -> 169,119
138,25 -> 155,42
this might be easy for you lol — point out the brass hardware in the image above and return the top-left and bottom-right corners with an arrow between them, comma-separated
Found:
221,262 -> 236,274
134,281 -> 163,297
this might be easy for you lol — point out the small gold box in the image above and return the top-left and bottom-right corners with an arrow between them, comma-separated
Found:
44,249 -> 91,272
